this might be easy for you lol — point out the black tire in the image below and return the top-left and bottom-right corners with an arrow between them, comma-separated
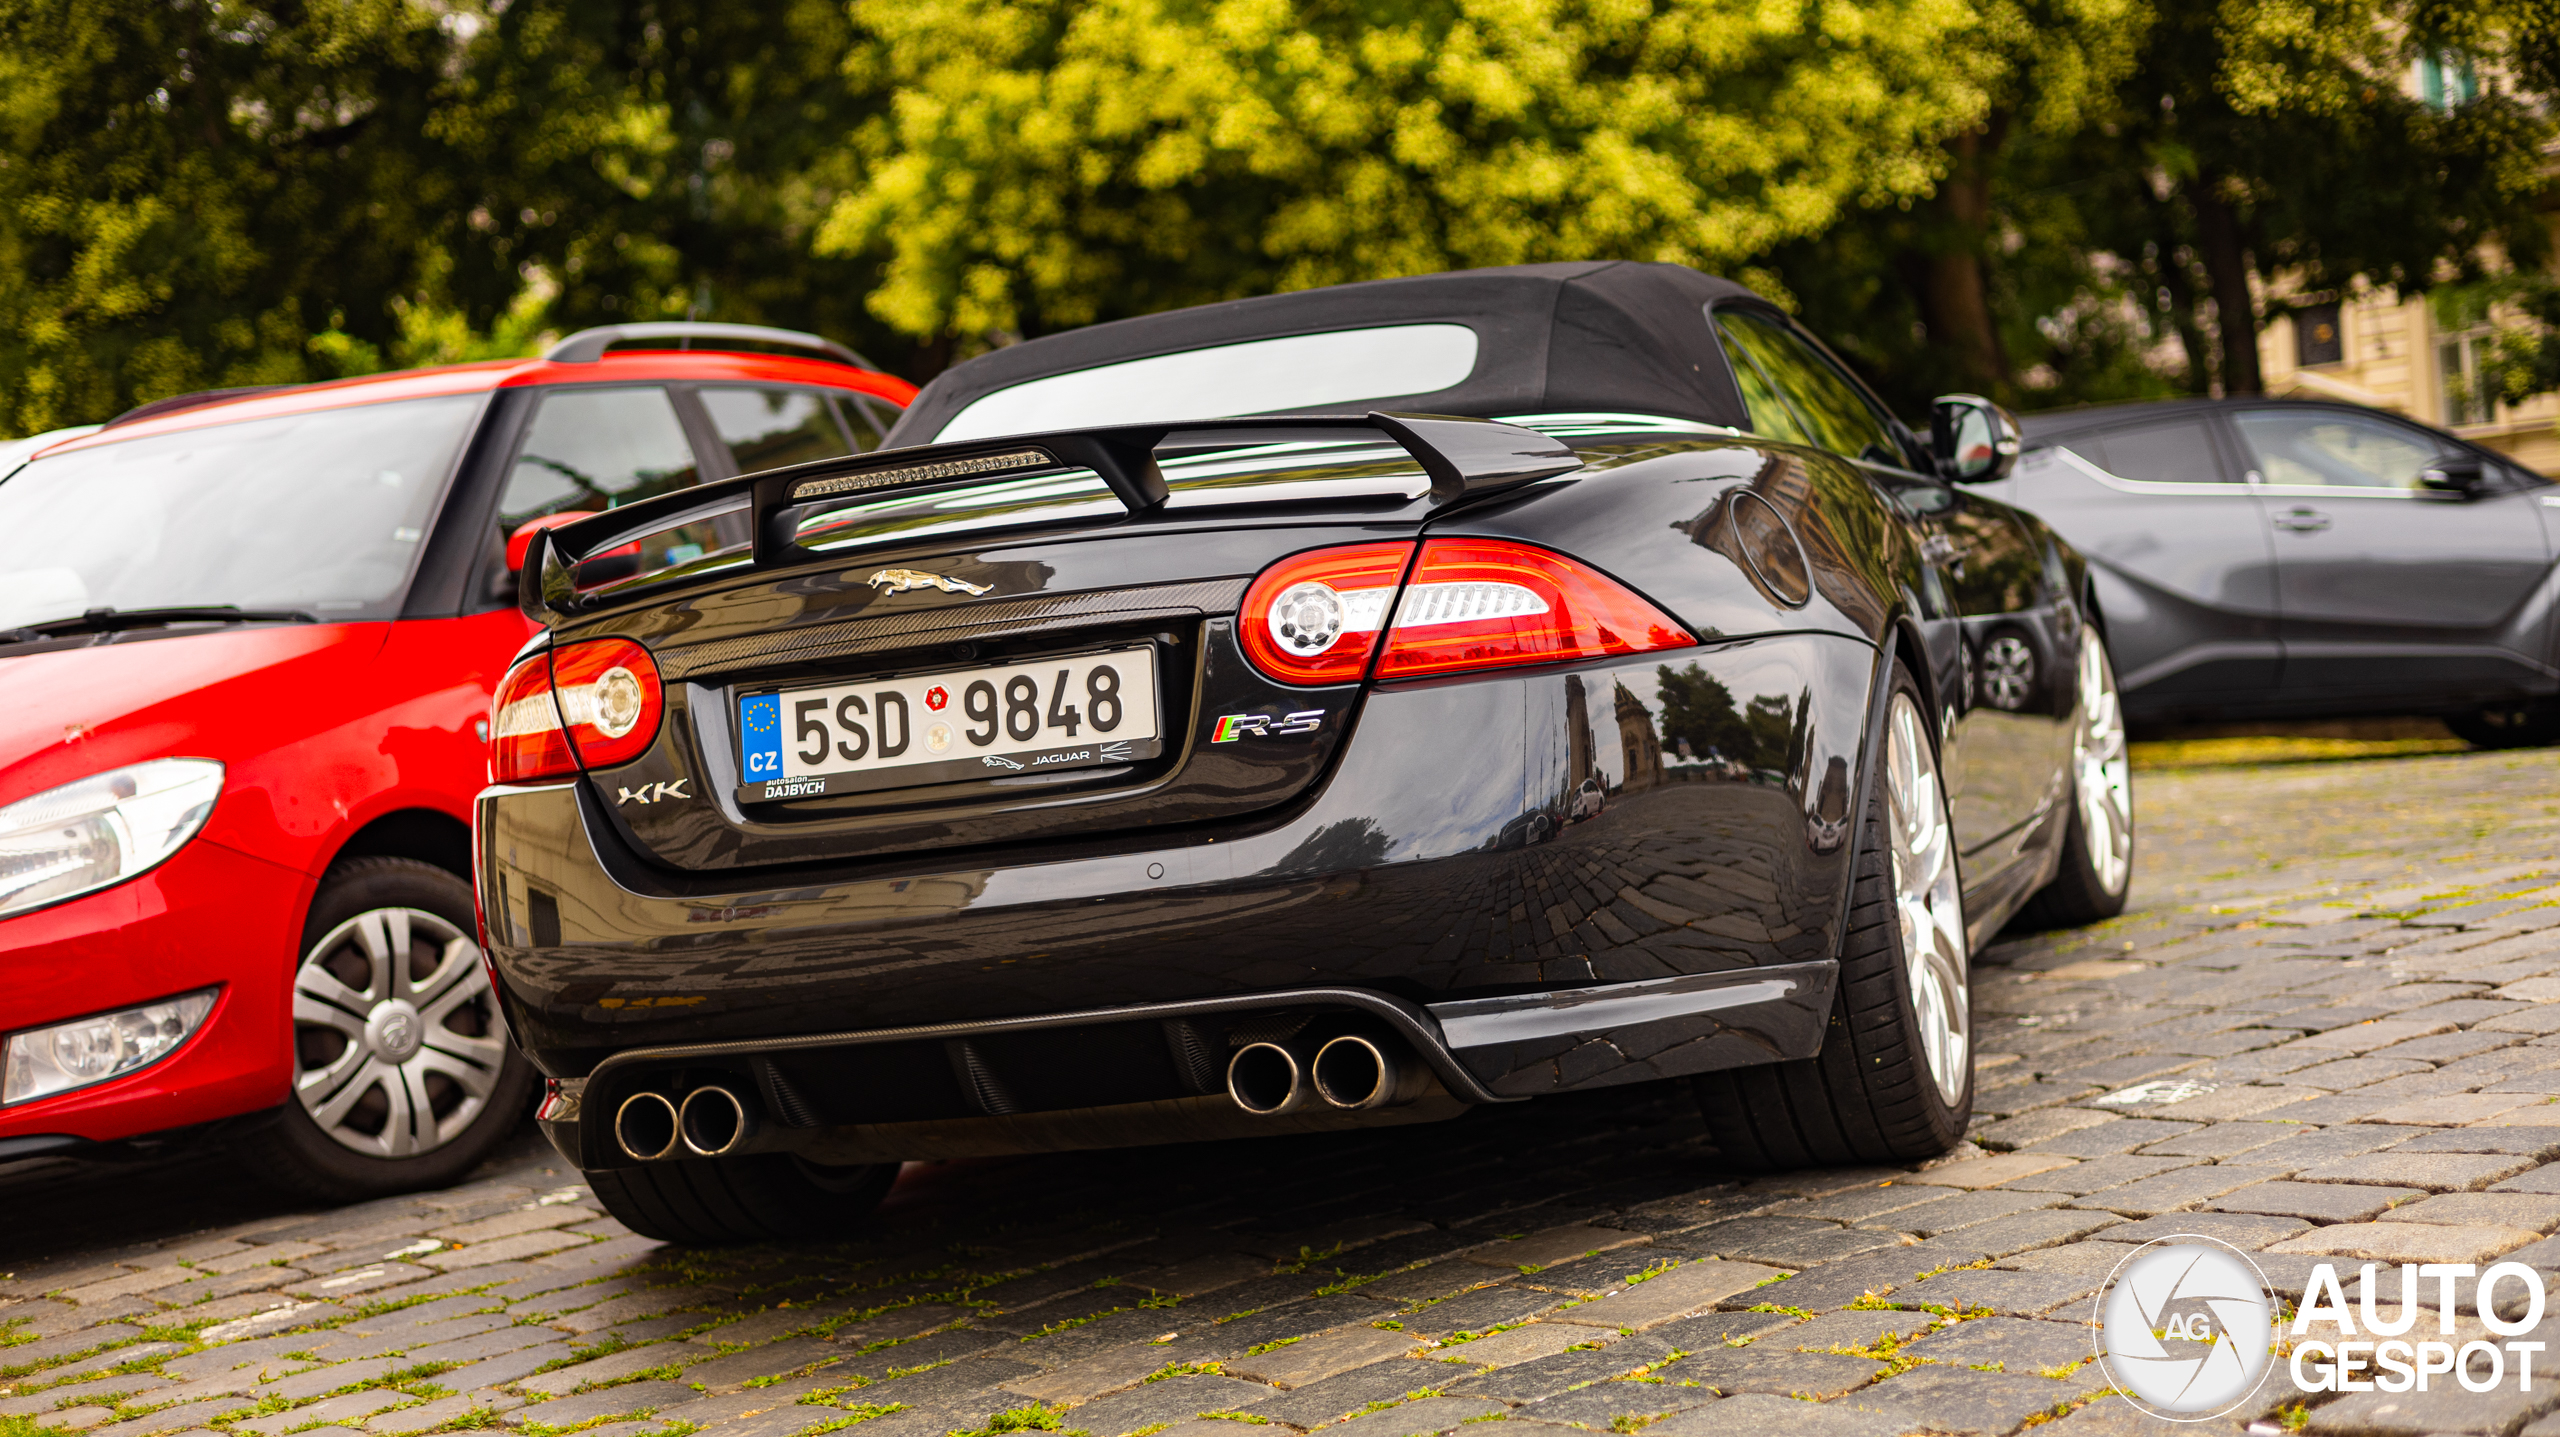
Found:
238,858 -> 536,1201
587,1154 -> 899,1245
2447,702 -> 2560,750
1692,661 -> 1971,1167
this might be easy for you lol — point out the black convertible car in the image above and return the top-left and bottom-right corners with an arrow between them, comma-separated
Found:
474,262 -> 2135,1243
2009,397 -> 2560,743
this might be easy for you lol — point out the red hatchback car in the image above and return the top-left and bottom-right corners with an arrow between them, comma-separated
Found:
0,324 -> 913,1197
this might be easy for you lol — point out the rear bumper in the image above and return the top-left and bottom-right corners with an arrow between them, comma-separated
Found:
476,632 -> 1876,1157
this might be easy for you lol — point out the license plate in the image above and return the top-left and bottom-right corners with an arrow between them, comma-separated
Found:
737,647 -> 1161,800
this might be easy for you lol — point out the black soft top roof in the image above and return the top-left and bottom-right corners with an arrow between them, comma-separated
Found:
884,261 -> 1765,445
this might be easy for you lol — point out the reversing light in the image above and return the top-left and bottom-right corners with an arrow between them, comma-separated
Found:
490,656 -> 573,782
1237,543 -> 1416,685
487,638 -> 665,782
1377,539 -> 1695,678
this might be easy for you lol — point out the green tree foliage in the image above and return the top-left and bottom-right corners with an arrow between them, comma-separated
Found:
7,0 -> 2551,435
816,0 -> 2006,347
0,0 -> 471,432
0,0 -> 906,435
1787,0 -> 2558,411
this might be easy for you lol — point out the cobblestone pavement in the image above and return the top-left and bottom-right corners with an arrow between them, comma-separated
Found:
17,747 -> 2560,1437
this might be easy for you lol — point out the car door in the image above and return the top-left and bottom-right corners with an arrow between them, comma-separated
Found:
2012,415 -> 2283,717
1712,307 -> 2063,894
2229,404 -> 2555,706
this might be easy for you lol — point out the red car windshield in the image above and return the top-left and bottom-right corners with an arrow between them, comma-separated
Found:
0,395 -> 478,630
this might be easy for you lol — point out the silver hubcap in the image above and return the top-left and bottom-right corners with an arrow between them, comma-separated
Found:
2073,633 -> 2134,896
1886,692 -> 1969,1106
293,907 -> 508,1158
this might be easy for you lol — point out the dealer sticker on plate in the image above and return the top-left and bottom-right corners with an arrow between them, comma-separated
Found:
738,646 -> 1161,801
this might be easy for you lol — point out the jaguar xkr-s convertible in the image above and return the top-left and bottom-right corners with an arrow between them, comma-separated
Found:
474,262 -> 2135,1244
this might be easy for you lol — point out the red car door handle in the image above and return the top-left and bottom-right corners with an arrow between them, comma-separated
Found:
2273,507 -> 2331,532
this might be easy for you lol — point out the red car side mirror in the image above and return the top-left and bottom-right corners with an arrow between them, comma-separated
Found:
506,512 -> 599,573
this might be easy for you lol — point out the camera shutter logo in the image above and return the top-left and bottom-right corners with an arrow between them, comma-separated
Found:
2093,1237 -> 2279,1420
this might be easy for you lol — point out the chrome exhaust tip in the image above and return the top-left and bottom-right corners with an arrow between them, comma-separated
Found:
1311,1034 -> 1426,1110
679,1084 -> 757,1157
1227,1041 -> 1311,1116
613,1091 -> 681,1161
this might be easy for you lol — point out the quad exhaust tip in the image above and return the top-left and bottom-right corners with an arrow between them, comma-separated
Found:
679,1084 -> 756,1157
1311,1034 -> 1419,1110
1229,1032 -> 1427,1115
613,1091 -> 680,1161
1226,1042 -> 1310,1116
614,1085 -> 760,1160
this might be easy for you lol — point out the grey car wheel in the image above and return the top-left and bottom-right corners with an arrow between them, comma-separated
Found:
292,905 -> 510,1158
2071,636 -> 2133,898
2020,626 -> 2136,927
1885,689 -> 1969,1107
1693,658 -> 1973,1166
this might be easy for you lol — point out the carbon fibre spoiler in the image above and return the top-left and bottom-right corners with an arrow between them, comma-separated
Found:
518,411 -> 1581,622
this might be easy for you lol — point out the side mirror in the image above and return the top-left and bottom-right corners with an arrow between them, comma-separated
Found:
2420,456 -> 2487,497
502,512 -> 642,591
507,513 -> 598,574
1930,394 -> 2022,483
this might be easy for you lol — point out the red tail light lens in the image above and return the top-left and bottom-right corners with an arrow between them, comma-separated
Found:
486,638 -> 665,782
490,656 -> 573,782
1238,542 -> 1416,684
1377,539 -> 1695,679
551,638 -> 665,769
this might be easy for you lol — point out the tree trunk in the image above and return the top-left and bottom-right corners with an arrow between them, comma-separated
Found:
2145,197 -> 2213,394
2186,174 -> 2263,396
1915,125 -> 2011,397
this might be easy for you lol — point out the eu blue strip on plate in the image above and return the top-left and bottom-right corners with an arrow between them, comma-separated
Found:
740,693 -> 783,781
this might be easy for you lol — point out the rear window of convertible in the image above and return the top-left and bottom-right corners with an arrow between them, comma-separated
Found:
934,325 -> 1481,442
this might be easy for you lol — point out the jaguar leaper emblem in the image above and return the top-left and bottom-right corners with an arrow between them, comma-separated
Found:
868,568 -> 993,596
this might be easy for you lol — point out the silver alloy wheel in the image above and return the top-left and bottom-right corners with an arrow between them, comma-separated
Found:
292,907 -> 509,1158
1885,691 -> 1969,1106
1979,634 -> 2036,711
2072,632 -> 2135,897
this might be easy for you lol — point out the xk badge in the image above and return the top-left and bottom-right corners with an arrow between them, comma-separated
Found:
616,779 -> 692,806
1212,710 -> 1325,742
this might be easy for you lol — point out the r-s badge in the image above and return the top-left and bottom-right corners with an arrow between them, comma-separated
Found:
1212,710 -> 1324,742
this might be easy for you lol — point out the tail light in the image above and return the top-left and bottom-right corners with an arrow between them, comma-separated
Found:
1237,538 -> 1693,686
1378,539 -> 1694,678
1238,542 -> 1416,684
487,638 -> 665,782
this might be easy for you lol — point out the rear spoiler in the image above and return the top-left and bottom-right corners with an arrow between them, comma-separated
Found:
520,411 -> 1582,621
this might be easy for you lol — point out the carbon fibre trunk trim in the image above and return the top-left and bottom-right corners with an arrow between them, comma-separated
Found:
655,577 -> 1249,679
